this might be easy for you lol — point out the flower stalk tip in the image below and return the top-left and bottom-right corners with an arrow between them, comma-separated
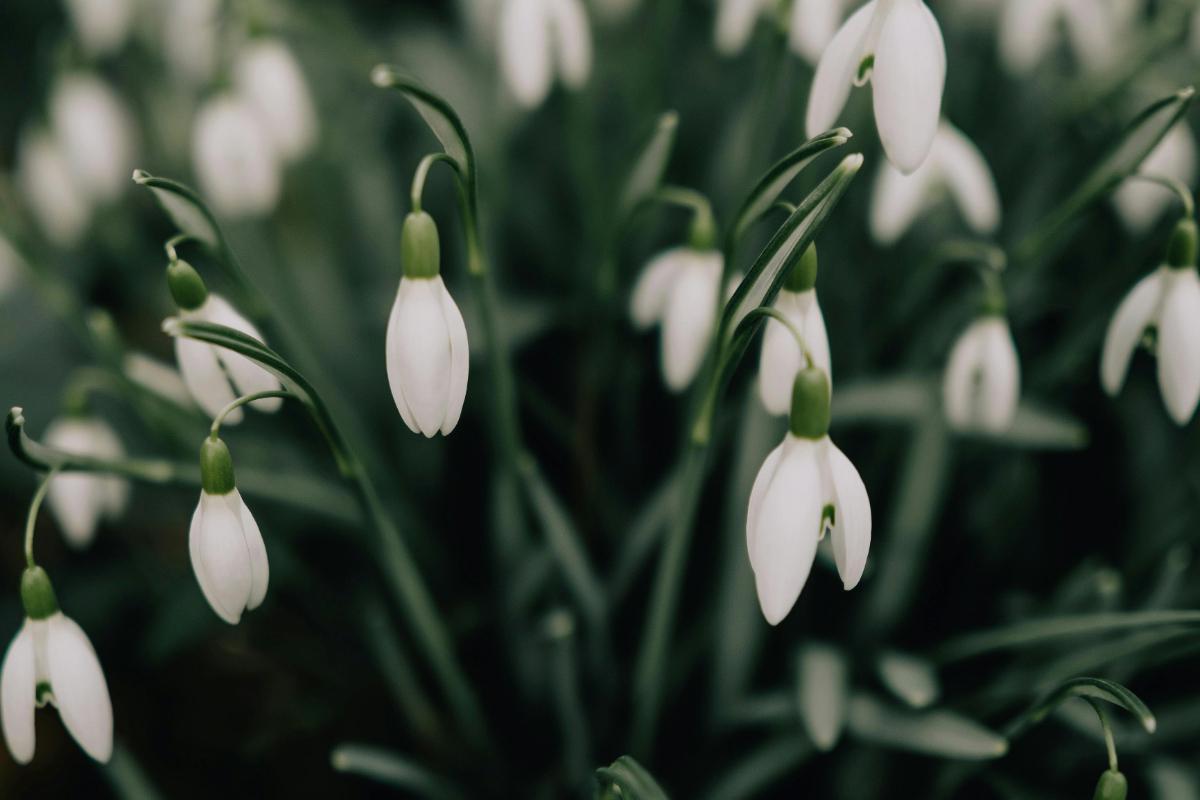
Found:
790,366 -> 831,439
1166,218 -> 1198,268
200,436 -> 236,495
1093,769 -> 1127,800
19,567 -> 58,621
166,258 -> 209,311
401,211 -> 441,279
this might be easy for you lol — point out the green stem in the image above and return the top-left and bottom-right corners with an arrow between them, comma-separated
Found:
741,306 -> 814,366
1088,699 -> 1120,772
209,390 -> 294,438
24,468 -> 59,568
164,233 -> 203,263
410,153 -> 456,213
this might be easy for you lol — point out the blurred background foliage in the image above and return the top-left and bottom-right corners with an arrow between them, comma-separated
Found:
0,0 -> 1199,797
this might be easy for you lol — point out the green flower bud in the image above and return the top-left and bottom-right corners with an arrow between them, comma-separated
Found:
784,244 -> 819,293
20,566 -> 59,620
401,211 -> 441,279
789,366 -> 831,439
166,259 -> 209,310
687,207 -> 717,251
1166,218 -> 1197,268
1093,769 -> 1127,800
200,436 -> 236,495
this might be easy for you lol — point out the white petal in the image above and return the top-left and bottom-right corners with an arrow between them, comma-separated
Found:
49,74 -> 135,204
84,420 -> 130,521
1061,0 -> 1117,74
1,624 -> 37,764
64,0 -> 134,56
790,0 -> 843,64
825,440 -> 872,590
163,0 -> 221,85
438,281 -> 470,435
192,95 -> 281,218
1100,269 -> 1164,396
46,474 -> 104,548
868,160 -> 933,245
943,320 -> 984,430
500,0 -> 553,108
386,280 -> 420,433
936,122 -> 1001,235
998,0 -> 1060,75
977,318 -> 1021,433
631,248 -> 687,329
43,419 -> 125,548
661,253 -> 722,391
872,0 -> 945,174
234,40 -> 318,162
806,0 -> 878,137
715,0 -> 766,55
1157,269 -> 1200,425
393,278 -> 454,437
190,492 -> 253,624
45,614 -> 112,763
17,127 -> 91,248
549,0 -> 593,89
758,292 -> 807,416
1113,124 -> 1198,233
232,490 -> 269,610
175,334 -> 240,421
751,438 -> 822,625
746,439 -> 787,568
203,295 -> 283,411
123,352 -> 195,408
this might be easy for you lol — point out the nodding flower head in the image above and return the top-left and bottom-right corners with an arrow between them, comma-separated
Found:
943,314 -> 1021,434
499,0 -> 593,109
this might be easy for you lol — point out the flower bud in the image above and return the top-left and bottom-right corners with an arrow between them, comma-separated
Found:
1166,218 -> 1198,269
200,437 -> 236,495
790,366 -> 831,439
1093,769 -> 1127,800
401,211 -> 441,279
166,259 -> 209,310
784,244 -> 819,293
19,567 -> 58,621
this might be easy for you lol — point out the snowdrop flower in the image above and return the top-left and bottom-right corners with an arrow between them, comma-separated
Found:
63,0 -> 135,57
234,40 -> 319,163
715,0 -> 769,55
49,73 -> 136,204
192,94 -> 281,218
43,417 -> 129,549
758,245 -> 831,415
190,438 -> 269,624
1101,220 -> 1200,425
806,0 -> 946,174
163,0 -> 221,85
747,366 -> 871,624
869,121 -> 1001,245
16,127 -> 91,247
943,313 -> 1020,433
166,259 -> 283,422
998,0 -> 1129,76
2,566 -> 113,763
499,0 -> 593,109
790,0 -> 848,65
1112,123 -> 1198,234
386,212 -> 470,437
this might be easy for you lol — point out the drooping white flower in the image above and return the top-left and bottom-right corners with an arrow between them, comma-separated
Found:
2,568 -> 113,764
43,417 -> 129,549
16,127 -> 91,247
869,120 -> 1001,245
499,0 -> 593,109
234,40 -> 319,163
747,367 -> 871,625
163,0 -> 221,85
943,315 -> 1020,433
806,0 -> 946,174
714,0 -> 769,55
1112,123 -> 1198,234
63,0 -> 135,57
631,247 -> 727,392
789,0 -> 849,65
997,0 -> 1134,77
49,73 -> 136,204
192,95 -> 281,218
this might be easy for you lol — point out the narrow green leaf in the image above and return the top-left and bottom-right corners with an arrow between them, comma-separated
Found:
131,169 -> 221,249
878,651 -> 940,709
595,755 -> 670,800
796,642 -> 848,751
1013,677 -> 1156,736
832,376 -> 932,426
619,111 -> 679,219
331,743 -> 464,799
1002,402 -> 1089,449
847,694 -> 1008,760
371,64 -> 475,187
103,741 -> 164,800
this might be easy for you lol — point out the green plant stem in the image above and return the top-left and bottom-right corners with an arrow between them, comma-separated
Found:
410,153 -> 456,213
164,233 -> 202,263
1088,699 -> 1120,772
741,306 -> 814,366
23,467 -> 59,568
209,390 -> 294,438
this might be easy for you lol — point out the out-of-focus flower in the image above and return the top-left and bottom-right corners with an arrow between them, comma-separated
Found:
806,0 -> 946,174
386,212 -> 469,437
1101,221 -> 1200,425
714,0 -> 769,55
593,0 -> 639,22
748,367 -> 871,625
63,0 -> 135,57
789,0 -> 848,64
16,128 -> 91,247
192,95 -> 281,218
943,315 -> 1020,433
1112,123 -> 1198,234
631,247 -> 726,392
163,0 -> 221,85
998,0 -> 1135,77
758,245 -> 831,415
234,40 -> 319,163
1,566 -> 113,764
499,0 -> 593,109
123,352 -> 195,408
869,120 -> 1000,245
43,417 -> 129,549
49,73 -> 135,204
0,235 -> 22,300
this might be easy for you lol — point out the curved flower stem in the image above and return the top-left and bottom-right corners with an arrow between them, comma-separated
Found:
410,153 -> 457,213
740,306 -> 815,367
164,233 -> 204,263
209,390 -> 294,438
1124,172 -> 1195,218
24,467 -> 60,568
1087,699 -> 1120,772
653,186 -> 717,246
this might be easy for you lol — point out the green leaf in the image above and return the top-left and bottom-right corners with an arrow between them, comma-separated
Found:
1002,402 -> 1089,449
595,755 -> 670,800
878,651 -> 940,709
103,741 -> 164,800
847,694 -> 1008,760
619,111 -> 679,220
331,743 -> 464,799
1013,677 -> 1156,736
371,64 -> 475,188
796,642 -> 848,751
832,376 -> 932,426
131,169 -> 221,250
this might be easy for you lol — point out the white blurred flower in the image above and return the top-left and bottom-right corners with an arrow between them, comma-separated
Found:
192,95 -> 281,218
173,294 -> 284,421
499,0 -> 593,109
806,0 -> 946,174
943,315 -> 1020,433
63,0 -> 135,57
190,487 -> 269,625
123,352 -> 195,407
869,121 -> 1000,245
43,418 -> 128,549
631,248 -> 726,392
997,0 -> 1136,76
789,0 -> 849,64
16,127 -> 91,247
0,235 -> 21,299
758,290 -> 831,415
714,0 -> 769,55
1112,123 -> 1198,234
163,0 -> 221,85
49,73 -> 135,204
234,40 -> 319,163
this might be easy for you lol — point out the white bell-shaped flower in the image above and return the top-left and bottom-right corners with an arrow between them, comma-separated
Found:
789,0 -> 848,65
943,314 -> 1021,433
1101,222 -> 1200,425
163,0 -> 221,85
631,247 -> 727,392
49,73 -> 136,205
1112,123 -> 1198,235
63,0 -> 135,57
191,438 -> 269,624
758,245 -> 831,415
386,212 -> 470,437
16,127 -> 91,248
747,367 -> 871,625
2,567 -> 113,764
43,417 -> 129,549
234,40 -> 319,163
499,0 -> 593,109
192,94 -> 282,218
806,0 -> 946,174
869,120 -> 1001,245
998,0 -> 1131,77
714,0 -> 768,55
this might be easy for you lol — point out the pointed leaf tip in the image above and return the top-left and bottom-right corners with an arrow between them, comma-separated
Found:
131,169 -> 150,184
370,64 -> 395,88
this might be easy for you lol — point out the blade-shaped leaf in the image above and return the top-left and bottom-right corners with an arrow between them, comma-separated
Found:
331,743 -> 464,799
847,694 -> 1008,760
878,651 -> 941,709
619,111 -> 679,219
796,642 -> 848,751
1013,677 -> 1156,736
371,64 -> 475,188
595,755 -> 670,800
131,169 -> 221,250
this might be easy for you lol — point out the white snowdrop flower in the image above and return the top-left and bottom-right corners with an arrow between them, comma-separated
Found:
747,367 -> 871,625
166,259 -> 283,423
16,127 -> 91,247
789,0 -> 848,65
631,247 -> 728,392
869,120 -> 1001,245
715,0 -> 769,55
192,94 -> 282,218
63,0 -> 135,57
943,314 -> 1020,433
2,566 -> 113,764
593,0 -> 639,22
163,0 -> 221,85
499,0 -> 593,109
49,73 -> 136,204
122,352 -> 195,408
386,212 -> 470,437
234,40 -> 319,163
43,417 -> 129,549
1101,221 -> 1200,425
758,245 -> 831,415
998,0 -> 1131,77
806,0 -> 946,174
1112,123 -> 1198,234
190,438 -> 269,624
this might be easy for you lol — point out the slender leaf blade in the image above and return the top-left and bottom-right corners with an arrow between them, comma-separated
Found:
796,642 -> 848,751
848,694 -> 1008,760
371,64 -> 475,184
878,651 -> 941,710
1016,677 -> 1156,735
619,111 -> 679,219
131,170 -> 222,249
